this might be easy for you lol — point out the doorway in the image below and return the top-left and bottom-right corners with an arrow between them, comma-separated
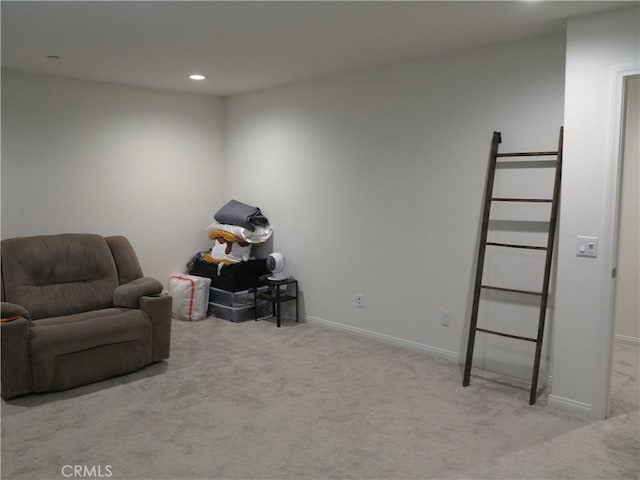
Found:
608,74 -> 639,418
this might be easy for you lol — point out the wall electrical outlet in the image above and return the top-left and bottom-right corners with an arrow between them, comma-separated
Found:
440,310 -> 451,327
355,294 -> 364,308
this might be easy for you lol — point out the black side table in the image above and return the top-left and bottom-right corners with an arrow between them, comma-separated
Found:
254,276 -> 298,327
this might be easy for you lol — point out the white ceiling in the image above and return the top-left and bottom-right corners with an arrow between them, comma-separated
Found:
1,1 -> 634,96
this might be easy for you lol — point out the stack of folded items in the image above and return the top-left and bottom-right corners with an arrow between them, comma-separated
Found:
204,200 -> 273,267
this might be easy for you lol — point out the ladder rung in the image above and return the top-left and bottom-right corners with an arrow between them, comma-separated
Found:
491,197 -> 553,203
485,242 -> 548,251
481,285 -> 543,296
476,327 -> 538,343
496,151 -> 558,157
495,160 -> 559,170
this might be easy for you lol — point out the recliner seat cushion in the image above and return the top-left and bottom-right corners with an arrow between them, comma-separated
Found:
32,308 -> 130,327
30,309 -> 152,392
1,234 -> 119,320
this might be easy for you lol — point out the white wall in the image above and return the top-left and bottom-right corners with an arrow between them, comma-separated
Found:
1,71 -> 225,284
614,76 -> 639,342
550,6 -> 639,418
224,34 -> 566,381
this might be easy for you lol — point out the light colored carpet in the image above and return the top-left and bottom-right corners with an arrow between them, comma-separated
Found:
1,318 -> 638,480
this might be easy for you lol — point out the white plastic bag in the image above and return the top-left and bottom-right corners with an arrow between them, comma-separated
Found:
168,274 -> 211,321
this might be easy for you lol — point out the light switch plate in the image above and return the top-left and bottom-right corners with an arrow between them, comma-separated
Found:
577,236 -> 598,258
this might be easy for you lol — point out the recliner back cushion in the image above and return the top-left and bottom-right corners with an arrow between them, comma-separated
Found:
1,234 -> 119,320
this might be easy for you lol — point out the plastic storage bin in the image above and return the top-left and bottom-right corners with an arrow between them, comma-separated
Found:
209,299 -> 272,322
209,286 -> 268,307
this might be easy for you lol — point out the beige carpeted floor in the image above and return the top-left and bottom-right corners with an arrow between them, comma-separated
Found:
2,317 -> 638,480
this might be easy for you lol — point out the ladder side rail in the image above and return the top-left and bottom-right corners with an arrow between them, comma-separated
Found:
529,126 -> 564,405
463,131 -> 502,387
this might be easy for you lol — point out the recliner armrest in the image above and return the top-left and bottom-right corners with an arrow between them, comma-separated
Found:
1,307 -> 33,398
1,301 -> 32,321
140,294 -> 172,362
113,277 -> 163,309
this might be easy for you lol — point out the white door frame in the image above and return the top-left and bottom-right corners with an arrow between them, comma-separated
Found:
600,65 -> 640,418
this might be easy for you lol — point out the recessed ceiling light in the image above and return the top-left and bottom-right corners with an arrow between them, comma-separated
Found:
189,74 -> 206,80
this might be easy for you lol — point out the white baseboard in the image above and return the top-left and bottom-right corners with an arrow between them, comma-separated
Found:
305,315 -> 459,362
615,334 -> 640,345
547,394 -> 593,417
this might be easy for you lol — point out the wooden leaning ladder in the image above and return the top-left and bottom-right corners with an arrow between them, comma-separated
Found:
462,127 -> 564,405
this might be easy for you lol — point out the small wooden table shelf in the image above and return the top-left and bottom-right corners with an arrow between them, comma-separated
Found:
253,276 -> 298,327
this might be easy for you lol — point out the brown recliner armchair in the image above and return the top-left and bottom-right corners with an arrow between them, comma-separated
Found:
1,233 -> 172,399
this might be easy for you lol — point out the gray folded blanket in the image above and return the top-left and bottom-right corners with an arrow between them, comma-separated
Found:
214,199 -> 269,232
